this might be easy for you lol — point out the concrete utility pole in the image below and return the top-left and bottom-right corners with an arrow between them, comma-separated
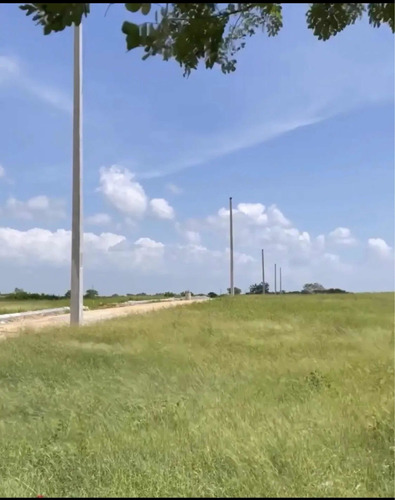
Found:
280,267 -> 282,294
261,249 -> 265,294
274,263 -> 277,295
229,197 -> 234,296
70,23 -> 83,325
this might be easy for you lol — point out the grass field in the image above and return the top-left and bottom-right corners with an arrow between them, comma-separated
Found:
0,293 -> 393,497
0,295 -> 163,315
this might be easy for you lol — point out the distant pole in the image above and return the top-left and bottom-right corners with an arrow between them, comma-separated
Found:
280,267 -> 282,294
229,197 -> 234,296
274,263 -> 277,295
70,22 -> 83,325
261,249 -> 265,294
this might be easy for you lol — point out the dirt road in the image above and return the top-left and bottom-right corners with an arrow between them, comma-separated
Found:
0,298 -> 208,340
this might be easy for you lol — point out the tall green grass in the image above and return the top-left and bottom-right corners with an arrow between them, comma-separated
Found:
0,293 -> 393,497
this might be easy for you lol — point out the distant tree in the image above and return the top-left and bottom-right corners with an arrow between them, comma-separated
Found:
227,287 -> 242,295
163,291 -> 176,298
84,289 -> 99,299
302,283 -> 326,294
65,290 -> 71,299
14,287 -> 25,293
249,282 -> 270,294
207,292 -> 218,298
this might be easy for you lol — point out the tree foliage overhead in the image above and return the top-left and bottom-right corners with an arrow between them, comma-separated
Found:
19,3 -> 394,75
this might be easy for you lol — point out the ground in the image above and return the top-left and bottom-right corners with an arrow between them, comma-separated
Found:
0,294 -> 166,315
0,297 -> 207,339
0,293 -> 393,497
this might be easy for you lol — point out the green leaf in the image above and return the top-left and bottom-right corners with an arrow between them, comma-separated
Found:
141,3 -> 151,15
122,21 -> 141,50
125,3 -> 142,13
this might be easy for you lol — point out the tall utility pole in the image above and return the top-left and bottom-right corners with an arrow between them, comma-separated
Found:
280,267 -> 282,294
274,263 -> 277,294
70,23 -> 83,325
261,249 -> 265,294
229,197 -> 234,296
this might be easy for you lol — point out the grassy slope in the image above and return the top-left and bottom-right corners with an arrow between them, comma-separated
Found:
0,295 -> 163,315
0,293 -> 393,497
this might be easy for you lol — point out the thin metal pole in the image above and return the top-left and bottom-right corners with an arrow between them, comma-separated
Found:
229,197 -> 234,296
261,249 -> 265,294
274,263 -> 277,295
280,267 -> 282,294
70,23 -> 83,325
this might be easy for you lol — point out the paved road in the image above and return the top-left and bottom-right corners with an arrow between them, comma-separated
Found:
0,297 -> 209,340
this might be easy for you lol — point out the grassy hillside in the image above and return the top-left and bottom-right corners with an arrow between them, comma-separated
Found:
0,293 -> 393,497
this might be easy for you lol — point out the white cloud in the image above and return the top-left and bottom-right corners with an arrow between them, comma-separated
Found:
98,166 -> 175,222
2,195 -> 65,220
109,236 -> 166,272
207,203 -> 291,231
165,183 -> 183,195
135,237 -> 164,249
316,234 -> 325,250
329,227 -> 357,246
0,54 -> 71,113
182,199 -> 353,279
27,81 -> 72,114
0,164 -> 5,178
132,237 -> 165,271
368,238 -> 393,259
98,166 -> 148,218
0,227 -> 125,266
185,230 -> 201,245
237,203 -> 268,225
0,213 -> 392,293
0,55 -> 20,82
86,213 -> 112,226
149,198 -> 175,220
267,205 -> 291,227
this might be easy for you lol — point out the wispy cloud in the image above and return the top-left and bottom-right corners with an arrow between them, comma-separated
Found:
0,54 -> 72,113
135,35 -> 393,179
165,183 -> 183,195
138,115 -> 325,179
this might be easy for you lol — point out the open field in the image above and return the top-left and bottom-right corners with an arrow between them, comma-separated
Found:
0,295 -> 165,315
0,293 -> 393,497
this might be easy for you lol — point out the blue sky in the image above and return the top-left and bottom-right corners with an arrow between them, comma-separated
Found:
0,3 -> 393,295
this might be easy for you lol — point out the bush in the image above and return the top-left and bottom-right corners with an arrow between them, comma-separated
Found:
6,292 -> 63,301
